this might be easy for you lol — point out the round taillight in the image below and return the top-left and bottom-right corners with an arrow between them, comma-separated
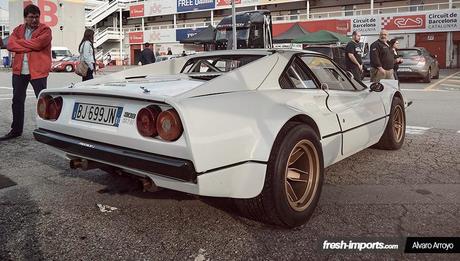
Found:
37,95 -> 63,120
37,95 -> 52,119
156,109 -> 183,141
48,97 -> 63,120
136,105 -> 161,137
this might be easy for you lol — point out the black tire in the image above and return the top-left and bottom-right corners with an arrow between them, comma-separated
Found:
374,96 -> 406,150
433,67 -> 440,79
235,123 -> 324,228
65,65 -> 73,72
423,68 -> 432,83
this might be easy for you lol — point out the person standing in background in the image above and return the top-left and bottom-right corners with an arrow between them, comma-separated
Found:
345,31 -> 363,81
369,30 -> 395,82
1,4 -> 52,141
167,47 -> 173,55
389,39 -> 403,80
78,29 -> 96,81
139,43 -> 155,65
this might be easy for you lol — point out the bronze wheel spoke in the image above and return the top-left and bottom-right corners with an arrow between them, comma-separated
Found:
285,140 -> 320,212
286,181 -> 298,202
288,147 -> 304,166
287,168 -> 309,183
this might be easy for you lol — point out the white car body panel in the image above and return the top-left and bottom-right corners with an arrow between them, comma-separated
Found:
35,49 -> 403,199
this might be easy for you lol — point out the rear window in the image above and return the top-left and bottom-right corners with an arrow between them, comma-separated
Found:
398,49 -> 422,57
181,55 -> 264,74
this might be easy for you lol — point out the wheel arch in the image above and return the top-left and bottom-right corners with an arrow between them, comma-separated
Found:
282,114 -> 321,140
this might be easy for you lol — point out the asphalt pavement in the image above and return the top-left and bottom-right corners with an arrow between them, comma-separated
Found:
0,69 -> 459,260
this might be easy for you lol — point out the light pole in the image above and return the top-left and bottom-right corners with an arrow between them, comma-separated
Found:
232,0 -> 237,50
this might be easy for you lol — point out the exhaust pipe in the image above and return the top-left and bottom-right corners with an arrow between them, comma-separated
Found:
140,177 -> 159,192
69,158 -> 104,171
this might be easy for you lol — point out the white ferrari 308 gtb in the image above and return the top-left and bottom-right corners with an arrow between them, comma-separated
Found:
34,49 -> 406,227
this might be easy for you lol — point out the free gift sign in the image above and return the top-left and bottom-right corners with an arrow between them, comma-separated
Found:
177,0 -> 215,13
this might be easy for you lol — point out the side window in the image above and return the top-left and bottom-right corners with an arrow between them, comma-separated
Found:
279,58 -> 317,89
300,56 -> 357,91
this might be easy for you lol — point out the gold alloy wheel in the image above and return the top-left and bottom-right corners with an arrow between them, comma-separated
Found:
393,105 -> 405,143
285,139 -> 320,212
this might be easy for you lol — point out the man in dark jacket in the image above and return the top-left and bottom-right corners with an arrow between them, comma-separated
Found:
370,30 -> 395,82
139,43 -> 155,65
345,31 -> 363,81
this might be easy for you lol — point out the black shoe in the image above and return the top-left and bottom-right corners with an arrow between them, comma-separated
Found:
0,131 -> 22,141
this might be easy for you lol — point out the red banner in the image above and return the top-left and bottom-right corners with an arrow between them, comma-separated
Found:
381,14 -> 426,31
130,4 -> 145,17
129,31 -> 144,44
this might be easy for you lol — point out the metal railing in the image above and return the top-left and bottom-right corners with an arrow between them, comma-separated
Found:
86,0 -> 126,27
272,1 -> 459,23
122,21 -> 219,33
94,27 -> 123,48
96,48 -> 121,61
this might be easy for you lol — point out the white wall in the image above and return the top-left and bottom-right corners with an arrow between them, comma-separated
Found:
9,0 -> 85,54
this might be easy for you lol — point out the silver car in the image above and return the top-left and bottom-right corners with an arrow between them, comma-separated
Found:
397,47 -> 440,83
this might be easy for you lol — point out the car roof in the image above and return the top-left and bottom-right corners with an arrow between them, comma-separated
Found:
190,49 -> 323,58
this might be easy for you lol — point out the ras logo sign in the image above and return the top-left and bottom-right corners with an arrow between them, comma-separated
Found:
381,15 -> 426,30
24,0 -> 58,27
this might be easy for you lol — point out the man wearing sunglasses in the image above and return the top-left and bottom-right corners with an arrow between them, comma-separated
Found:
1,4 -> 52,141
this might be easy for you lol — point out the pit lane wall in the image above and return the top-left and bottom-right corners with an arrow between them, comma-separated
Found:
8,0 -> 85,55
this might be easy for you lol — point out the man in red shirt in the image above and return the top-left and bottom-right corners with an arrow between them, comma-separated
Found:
1,4 -> 52,141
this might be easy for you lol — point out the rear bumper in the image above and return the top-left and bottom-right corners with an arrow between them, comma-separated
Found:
33,128 -> 267,198
397,67 -> 428,78
33,128 -> 197,182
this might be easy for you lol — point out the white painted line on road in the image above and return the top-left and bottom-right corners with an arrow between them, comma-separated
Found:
440,83 -> 460,88
0,86 -> 35,92
400,89 -> 449,92
424,71 -> 460,91
406,126 -> 431,135
445,79 -> 460,83
0,96 -> 34,101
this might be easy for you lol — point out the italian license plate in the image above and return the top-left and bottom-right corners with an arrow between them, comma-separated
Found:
72,103 -> 123,127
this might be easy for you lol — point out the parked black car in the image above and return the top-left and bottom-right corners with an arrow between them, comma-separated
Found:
363,47 -> 440,83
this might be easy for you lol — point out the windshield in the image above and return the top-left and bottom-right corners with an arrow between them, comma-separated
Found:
216,28 -> 250,41
398,49 -> 422,57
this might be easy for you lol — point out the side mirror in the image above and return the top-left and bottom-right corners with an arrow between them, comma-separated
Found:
321,83 -> 329,92
370,82 -> 384,92
346,71 -> 354,79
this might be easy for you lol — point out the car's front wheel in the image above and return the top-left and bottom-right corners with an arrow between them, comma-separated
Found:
65,65 -> 73,72
235,123 -> 324,228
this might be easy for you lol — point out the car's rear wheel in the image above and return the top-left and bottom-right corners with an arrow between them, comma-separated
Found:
374,96 -> 405,150
235,123 -> 324,228
433,67 -> 440,79
65,65 -> 73,72
423,67 -> 432,83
